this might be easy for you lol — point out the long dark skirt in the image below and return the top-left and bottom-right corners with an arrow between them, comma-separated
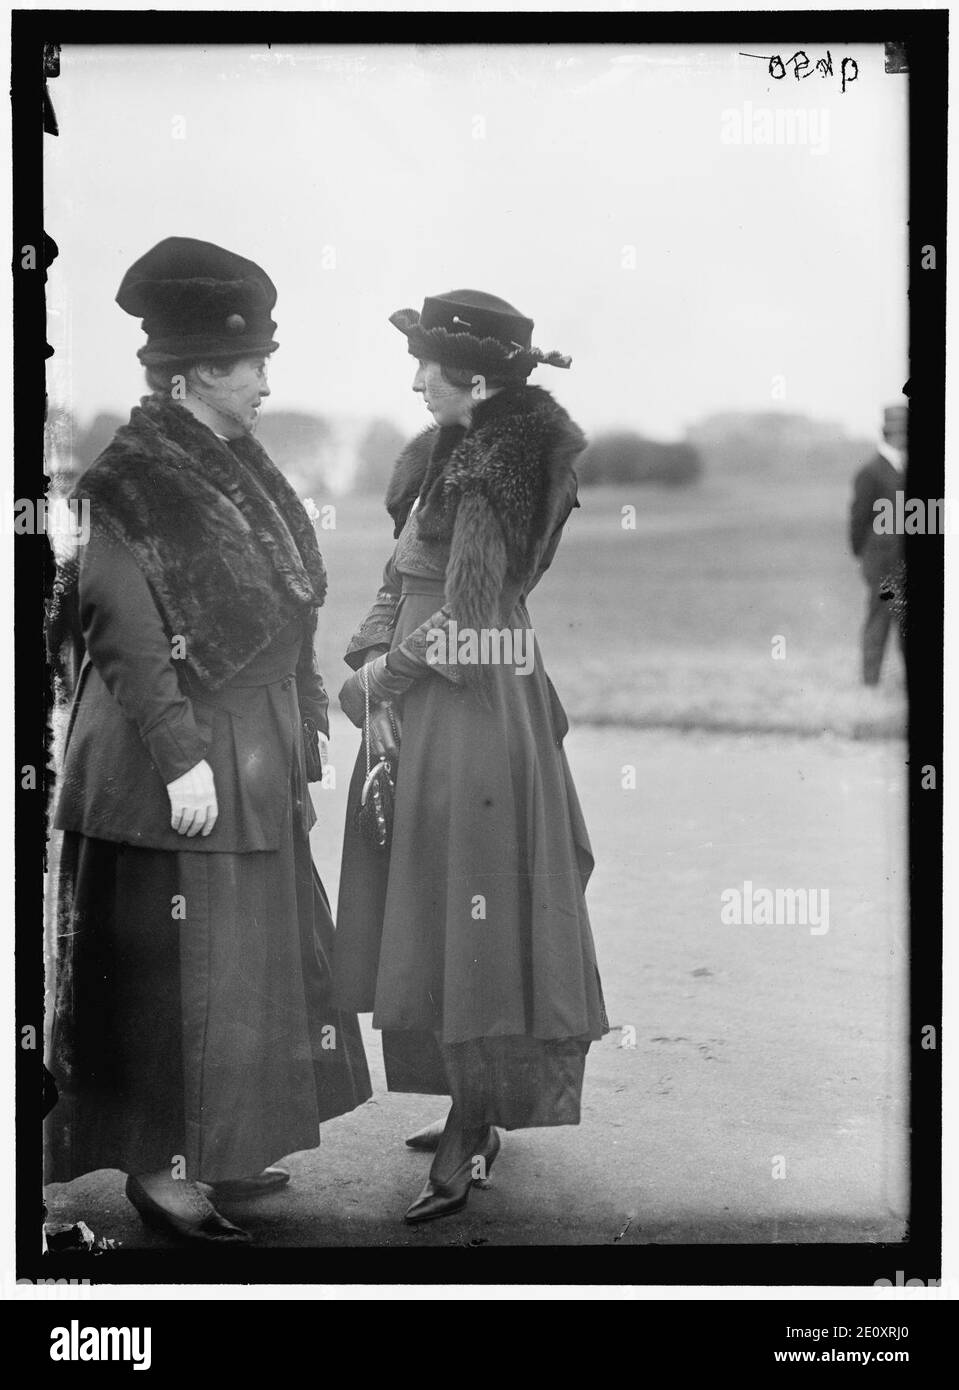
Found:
45,828 -> 371,1184
333,579 -> 608,1130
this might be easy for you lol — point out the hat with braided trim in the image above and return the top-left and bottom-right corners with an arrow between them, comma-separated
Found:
389,289 -> 571,383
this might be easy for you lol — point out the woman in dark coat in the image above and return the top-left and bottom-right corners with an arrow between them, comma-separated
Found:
333,290 -> 608,1223
46,238 -> 371,1244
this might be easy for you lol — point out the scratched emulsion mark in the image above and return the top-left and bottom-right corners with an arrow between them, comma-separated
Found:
43,43 -> 60,135
44,1220 -> 119,1254
40,42 -> 70,1271
884,42 -> 908,75
649,1035 -> 728,1065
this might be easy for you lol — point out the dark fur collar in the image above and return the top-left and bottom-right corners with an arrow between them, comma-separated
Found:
385,384 -> 586,579
75,393 -> 327,690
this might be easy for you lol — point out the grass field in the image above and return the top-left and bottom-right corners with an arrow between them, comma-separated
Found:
312,474 -> 907,740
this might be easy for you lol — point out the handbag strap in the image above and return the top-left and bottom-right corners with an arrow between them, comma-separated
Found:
361,662 -> 399,776
361,662 -> 372,777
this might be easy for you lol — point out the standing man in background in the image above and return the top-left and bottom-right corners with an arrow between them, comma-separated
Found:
849,403 -> 908,685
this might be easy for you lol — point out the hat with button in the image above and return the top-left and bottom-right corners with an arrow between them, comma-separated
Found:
116,236 -> 279,365
389,288 -> 571,382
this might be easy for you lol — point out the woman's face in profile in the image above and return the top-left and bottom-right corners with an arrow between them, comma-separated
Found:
199,355 -> 271,434
412,358 -> 472,427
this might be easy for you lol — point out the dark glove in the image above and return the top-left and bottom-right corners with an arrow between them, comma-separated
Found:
369,704 -> 402,760
339,654 -> 413,728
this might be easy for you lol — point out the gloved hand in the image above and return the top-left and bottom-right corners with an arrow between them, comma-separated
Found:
166,758 -> 218,837
339,669 -> 368,727
339,654 -> 413,727
369,704 -> 402,760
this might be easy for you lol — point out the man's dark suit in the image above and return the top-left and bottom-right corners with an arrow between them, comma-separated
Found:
849,452 -> 904,684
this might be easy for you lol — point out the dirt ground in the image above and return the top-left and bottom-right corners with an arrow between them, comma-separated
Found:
44,716 -> 908,1249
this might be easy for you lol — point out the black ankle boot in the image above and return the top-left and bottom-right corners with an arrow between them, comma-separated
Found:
404,1127 -> 501,1224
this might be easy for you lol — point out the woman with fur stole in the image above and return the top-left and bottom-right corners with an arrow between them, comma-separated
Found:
334,290 -> 608,1224
46,238 -> 371,1244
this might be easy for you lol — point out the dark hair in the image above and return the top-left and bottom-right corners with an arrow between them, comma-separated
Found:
437,361 -> 513,391
144,360 -> 196,395
143,354 -> 261,397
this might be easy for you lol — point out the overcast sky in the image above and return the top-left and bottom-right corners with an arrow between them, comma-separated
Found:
45,42 -> 908,442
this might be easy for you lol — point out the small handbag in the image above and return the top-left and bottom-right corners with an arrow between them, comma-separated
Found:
353,662 -> 397,851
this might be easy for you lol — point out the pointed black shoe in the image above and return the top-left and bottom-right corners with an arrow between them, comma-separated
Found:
208,1166 -> 291,1201
404,1127 -> 501,1225
405,1118 -> 448,1152
125,1175 -> 252,1245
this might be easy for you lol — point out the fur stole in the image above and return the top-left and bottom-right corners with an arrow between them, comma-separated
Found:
384,385 -> 586,645
73,393 -> 327,690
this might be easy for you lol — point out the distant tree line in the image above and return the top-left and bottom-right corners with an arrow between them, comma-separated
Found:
49,404 -> 876,497
686,411 -> 873,479
56,409 -> 407,499
577,433 -> 703,488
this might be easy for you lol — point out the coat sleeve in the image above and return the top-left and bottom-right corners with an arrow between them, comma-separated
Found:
384,600 -> 464,685
295,614 -> 330,738
343,554 -> 402,671
78,528 -> 211,784
849,465 -> 879,556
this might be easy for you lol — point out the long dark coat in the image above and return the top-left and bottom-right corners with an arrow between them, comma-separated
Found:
332,386 -> 608,1131
46,398 -> 371,1184
849,452 -> 904,584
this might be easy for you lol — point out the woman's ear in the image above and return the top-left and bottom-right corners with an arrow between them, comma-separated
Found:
195,360 -> 239,387
192,362 -> 219,389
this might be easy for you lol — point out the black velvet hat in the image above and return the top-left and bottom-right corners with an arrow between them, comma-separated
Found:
116,236 -> 279,365
389,289 -> 571,382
